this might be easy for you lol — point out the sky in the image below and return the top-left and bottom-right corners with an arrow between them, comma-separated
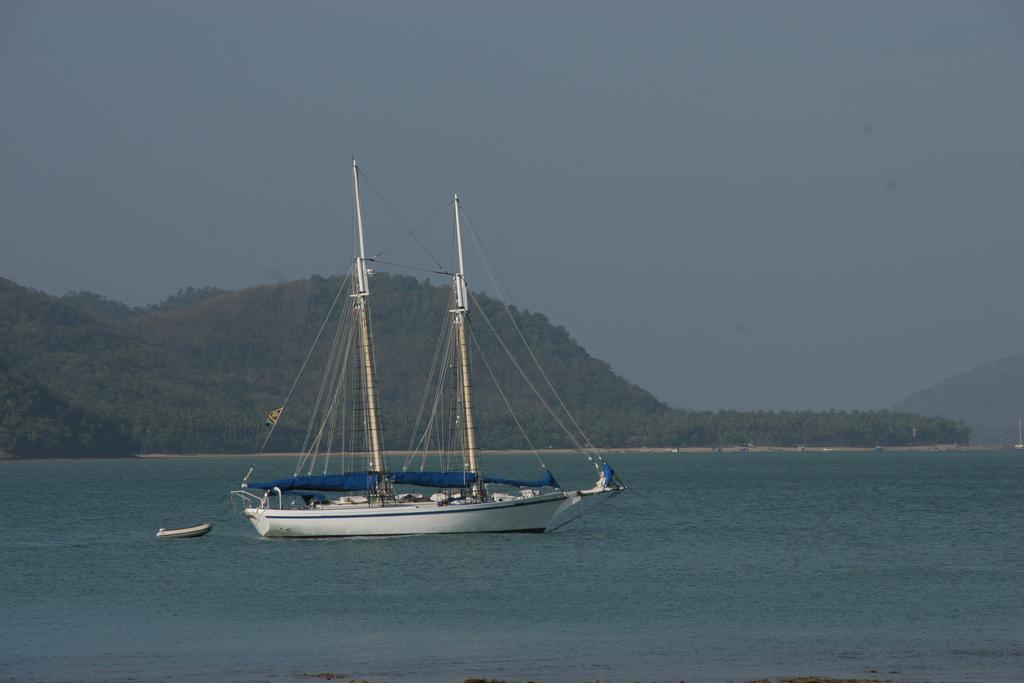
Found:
1,1 -> 1022,411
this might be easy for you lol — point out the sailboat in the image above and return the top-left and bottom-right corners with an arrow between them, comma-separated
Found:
1015,417 -> 1023,450
230,161 -> 623,537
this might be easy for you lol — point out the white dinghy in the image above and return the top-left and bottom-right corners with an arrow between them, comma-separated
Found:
231,161 -> 624,537
156,522 -> 212,538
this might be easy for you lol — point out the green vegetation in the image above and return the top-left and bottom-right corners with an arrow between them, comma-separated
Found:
0,360 -> 134,458
0,275 -> 968,458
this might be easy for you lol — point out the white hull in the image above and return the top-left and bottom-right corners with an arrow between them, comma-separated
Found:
245,491 -> 580,537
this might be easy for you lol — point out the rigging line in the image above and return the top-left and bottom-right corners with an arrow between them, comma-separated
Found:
457,202 -> 521,309
462,213 -> 603,465
432,326 -> 458,470
310,318 -> 356,475
333,385 -> 354,475
322,354 -> 343,473
456,200 -> 598,462
468,290 -> 592,458
324,323 -> 356,474
306,337 -> 352,477
429,346 -> 456,472
467,321 -> 548,471
462,209 -> 599,458
463,235 -> 600,466
356,166 -> 446,270
404,332 -> 446,465
312,288 -> 355,472
404,288 -> 457,463
407,306 -> 458,471
300,293 -> 348,451
260,273 -> 350,453
407,296 -> 452,471
367,258 -> 453,277
298,286 -> 355,472
460,203 -> 599,457
372,198 -> 455,263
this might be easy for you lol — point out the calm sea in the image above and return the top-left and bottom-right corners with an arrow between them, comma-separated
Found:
1,451 -> 1022,682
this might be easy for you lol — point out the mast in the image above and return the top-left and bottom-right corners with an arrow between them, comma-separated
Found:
352,159 -> 384,474
452,194 -> 482,495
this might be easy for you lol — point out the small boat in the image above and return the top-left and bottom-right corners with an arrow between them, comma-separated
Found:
1015,417 -> 1024,450
156,522 -> 212,538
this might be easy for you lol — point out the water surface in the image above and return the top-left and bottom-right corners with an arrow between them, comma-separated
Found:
2,451 -> 1022,682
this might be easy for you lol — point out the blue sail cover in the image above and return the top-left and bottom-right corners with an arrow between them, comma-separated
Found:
245,473 -> 380,492
484,469 -> 560,489
601,463 -> 615,487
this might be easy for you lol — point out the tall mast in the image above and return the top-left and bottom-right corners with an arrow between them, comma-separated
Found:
453,194 -> 481,494
352,159 -> 384,474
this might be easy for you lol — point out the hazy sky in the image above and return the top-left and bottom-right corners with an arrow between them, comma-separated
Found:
2,1 -> 1022,411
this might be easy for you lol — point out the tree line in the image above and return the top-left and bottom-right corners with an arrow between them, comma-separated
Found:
0,275 -> 968,457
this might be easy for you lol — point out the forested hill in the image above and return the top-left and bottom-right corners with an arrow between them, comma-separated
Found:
0,360 -> 135,458
895,353 -> 1024,445
0,275 -> 968,457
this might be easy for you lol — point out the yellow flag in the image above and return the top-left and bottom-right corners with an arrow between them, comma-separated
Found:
265,406 -> 283,427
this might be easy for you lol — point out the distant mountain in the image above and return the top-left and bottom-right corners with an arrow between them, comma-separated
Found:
0,275 -> 968,457
895,354 -> 1024,445
0,274 -> 671,455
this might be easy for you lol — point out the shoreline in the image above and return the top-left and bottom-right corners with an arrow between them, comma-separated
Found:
132,443 -> 989,459
2,444 -> 1006,463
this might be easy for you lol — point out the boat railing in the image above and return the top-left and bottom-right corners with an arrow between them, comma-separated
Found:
230,489 -> 268,512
